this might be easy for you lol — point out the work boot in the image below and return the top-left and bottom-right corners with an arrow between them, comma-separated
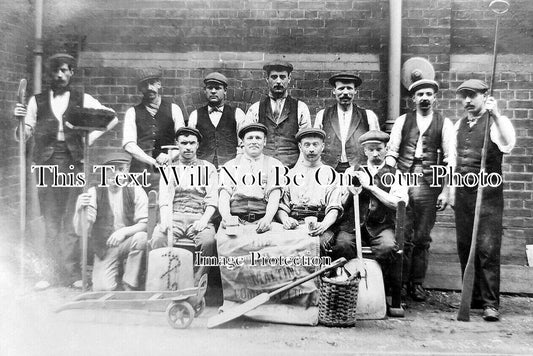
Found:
483,306 -> 500,322
411,283 -> 427,302
401,283 -> 410,299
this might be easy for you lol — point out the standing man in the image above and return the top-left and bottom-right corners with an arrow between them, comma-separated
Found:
14,53 -> 118,289
314,73 -> 381,173
451,79 -> 515,321
277,128 -> 345,259
245,60 -> 311,168
150,127 -> 218,285
187,72 -> 246,168
385,78 -> 454,301
73,152 -> 148,291
122,68 -> 185,191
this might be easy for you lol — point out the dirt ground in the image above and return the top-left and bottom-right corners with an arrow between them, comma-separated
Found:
2,275 -> 532,356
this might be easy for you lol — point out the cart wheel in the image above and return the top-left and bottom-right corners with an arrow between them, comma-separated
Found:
194,298 -> 206,317
166,302 -> 195,329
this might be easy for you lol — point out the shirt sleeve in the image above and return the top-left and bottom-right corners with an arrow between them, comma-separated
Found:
235,107 -> 247,135
297,101 -> 312,130
389,171 -> 409,206
264,158 -> 284,200
158,168 -> 175,208
171,103 -> 185,132
278,186 -> 292,214
324,184 -> 344,218
490,115 -> 516,154
244,102 -> 260,125
218,160 -> 237,196
314,109 -> 325,129
441,117 -> 455,164
385,114 -> 406,159
187,110 -> 198,129
133,186 -> 149,224
83,94 -> 116,113
24,96 -> 38,129
366,110 -> 381,131
203,164 -> 219,208
122,107 -> 137,147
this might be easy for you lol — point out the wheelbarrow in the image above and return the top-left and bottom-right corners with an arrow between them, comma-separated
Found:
55,274 -> 208,329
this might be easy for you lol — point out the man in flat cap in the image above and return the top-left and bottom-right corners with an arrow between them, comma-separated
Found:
314,72 -> 381,173
276,128 -> 345,259
385,78 -> 454,302
122,67 -> 185,191
216,123 -> 320,315
187,72 -> 246,168
338,130 -> 408,267
244,60 -> 311,168
73,152 -> 148,291
450,79 -> 515,321
14,52 -> 118,289
150,127 -> 218,285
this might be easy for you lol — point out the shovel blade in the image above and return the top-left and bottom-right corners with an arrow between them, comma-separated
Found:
207,293 -> 270,328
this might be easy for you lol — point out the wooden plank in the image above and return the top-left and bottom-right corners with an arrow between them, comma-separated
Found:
425,261 -> 533,294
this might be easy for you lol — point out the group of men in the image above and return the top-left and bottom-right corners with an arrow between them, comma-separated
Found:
15,53 -> 515,322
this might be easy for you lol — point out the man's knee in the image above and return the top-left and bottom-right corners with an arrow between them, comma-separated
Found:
131,231 -> 147,250
149,225 -> 167,249
371,229 -> 398,260
197,228 -> 216,255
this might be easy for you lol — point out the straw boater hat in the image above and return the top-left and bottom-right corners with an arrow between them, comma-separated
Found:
175,127 -> 203,142
328,72 -> 363,88
238,123 -> 268,140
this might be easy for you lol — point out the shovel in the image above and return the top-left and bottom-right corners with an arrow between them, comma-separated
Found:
207,257 -> 347,328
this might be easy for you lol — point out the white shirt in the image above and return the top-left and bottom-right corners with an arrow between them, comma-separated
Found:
187,105 -> 246,134
386,112 -> 455,162
23,91 -> 115,141
122,102 -> 185,147
314,104 -> 381,162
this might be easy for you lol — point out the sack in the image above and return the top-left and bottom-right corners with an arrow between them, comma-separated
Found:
146,247 -> 194,291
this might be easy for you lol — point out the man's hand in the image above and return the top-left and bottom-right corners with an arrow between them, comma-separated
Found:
436,191 -> 448,211
448,186 -> 456,210
156,153 -> 171,165
77,193 -> 92,209
309,222 -> 328,237
485,96 -> 501,118
14,103 -> 27,118
107,230 -> 127,247
160,214 -> 170,233
352,170 -> 372,189
191,218 -> 208,233
281,216 -> 298,230
255,217 -> 272,234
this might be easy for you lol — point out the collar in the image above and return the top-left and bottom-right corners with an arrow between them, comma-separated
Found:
268,92 -> 288,101
208,104 -> 224,113
337,103 -> 353,114
143,95 -> 161,110
51,87 -> 70,98
367,161 -> 386,174
243,153 -> 263,162
178,157 -> 198,166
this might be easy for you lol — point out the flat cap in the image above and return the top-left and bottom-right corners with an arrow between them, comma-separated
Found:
137,67 -> 162,84
295,128 -> 326,142
263,60 -> 294,73
408,79 -> 439,94
48,53 -> 76,68
328,72 -> 363,87
238,123 -> 268,140
175,127 -> 203,141
102,151 -> 132,165
204,72 -> 228,87
358,130 -> 390,145
456,79 -> 489,93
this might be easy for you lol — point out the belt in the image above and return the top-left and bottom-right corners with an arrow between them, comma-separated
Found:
413,158 -> 424,164
290,207 -> 326,220
235,212 -> 265,222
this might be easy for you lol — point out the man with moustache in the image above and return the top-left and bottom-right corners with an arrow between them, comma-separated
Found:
314,73 -> 381,174
150,127 -> 218,284
451,79 -> 515,321
276,128 -> 345,259
245,60 -> 311,168
73,152 -> 148,291
187,72 -> 246,168
385,78 -> 454,302
14,53 -> 118,289
122,68 -> 185,191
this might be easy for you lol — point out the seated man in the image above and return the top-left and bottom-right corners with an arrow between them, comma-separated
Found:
337,130 -> 408,265
216,123 -> 321,323
74,152 -> 148,291
150,127 -> 218,284
277,128 -> 345,259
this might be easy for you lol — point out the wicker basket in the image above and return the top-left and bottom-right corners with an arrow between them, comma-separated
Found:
318,271 -> 360,327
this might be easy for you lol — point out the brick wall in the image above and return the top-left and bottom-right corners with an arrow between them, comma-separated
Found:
1,0 -> 532,265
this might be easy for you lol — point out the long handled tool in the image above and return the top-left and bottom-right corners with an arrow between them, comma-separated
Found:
16,79 -> 27,283
457,0 -> 509,322
207,257 -> 347,328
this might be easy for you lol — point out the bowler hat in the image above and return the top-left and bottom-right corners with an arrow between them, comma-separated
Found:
328,72 -> 363,87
